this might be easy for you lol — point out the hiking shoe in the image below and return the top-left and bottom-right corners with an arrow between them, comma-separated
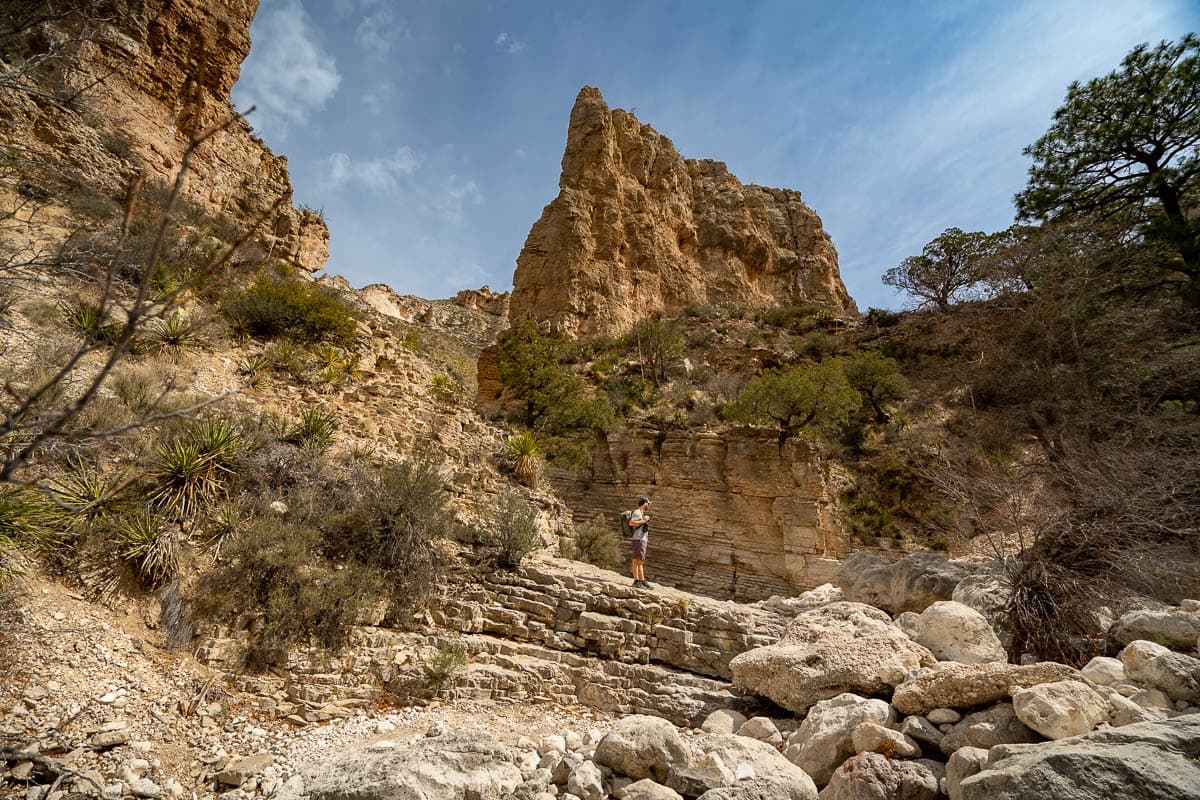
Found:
642,581 -> 655,589
632,579 -> 644,588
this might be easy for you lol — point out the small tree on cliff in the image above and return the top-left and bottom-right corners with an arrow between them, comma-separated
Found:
1016,35 -> 1200,304
843,351 -> 907,425
883,227 -> 997,310
728,360 -> 860,443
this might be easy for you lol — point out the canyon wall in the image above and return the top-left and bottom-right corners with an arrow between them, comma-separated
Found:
509,86 -> 856,340
0,0 -> 327,270
552,428 -> 849,601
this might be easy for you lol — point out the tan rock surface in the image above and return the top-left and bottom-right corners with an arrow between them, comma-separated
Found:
509,87 -> 855,340
730,602 -> 935,713
891,661 -> 1079,716
552,428 -> 848,601
0,0 -> 327,271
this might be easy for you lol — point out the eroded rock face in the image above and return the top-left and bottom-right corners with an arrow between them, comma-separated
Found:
552,428 -> 847,601
509,87 -> 855,340
0,0 -> 327,271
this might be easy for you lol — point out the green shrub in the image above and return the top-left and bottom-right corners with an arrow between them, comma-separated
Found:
319,453 -> 454,610
59,300 -> 121,345
484,490 -> 540,568
221,273 -> 359,346
423,639 -> 468,695
48,457 -> 129,524
146,312 -> 205,355
193,517 -> 383,667
430,373 -> 465,407
756,303 -> 826,332
728,360 -> 861,442
622,319 -> 684,385
559,514 -> 622,570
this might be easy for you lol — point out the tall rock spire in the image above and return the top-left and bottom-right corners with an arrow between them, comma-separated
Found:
508,86 -> 856,339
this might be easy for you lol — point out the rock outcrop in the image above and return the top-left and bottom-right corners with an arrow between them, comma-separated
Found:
508,87 -> 855,340
552,428 -> 847,601
959,716 -> 1200,800
0,0 -> 327,271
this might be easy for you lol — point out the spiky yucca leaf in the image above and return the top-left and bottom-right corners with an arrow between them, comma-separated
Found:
503,430 -> 541,485
115,511 -> 178,586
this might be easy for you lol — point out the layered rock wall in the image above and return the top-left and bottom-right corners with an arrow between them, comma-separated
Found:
509,86 -> 856,339
553,428 -> 848,601
0,0 -> 327,270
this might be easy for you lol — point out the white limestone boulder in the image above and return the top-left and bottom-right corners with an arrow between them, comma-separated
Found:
594,715 -> 691,783
730,602 -> 934,713
1011,680 -> 1110,739
909,601 -> 1006,664
1120,640 -> 1200,703
891,661 -> 1078,716
782,693 -> 894,786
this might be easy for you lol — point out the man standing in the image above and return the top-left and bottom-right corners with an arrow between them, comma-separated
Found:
629,496 -> 652,589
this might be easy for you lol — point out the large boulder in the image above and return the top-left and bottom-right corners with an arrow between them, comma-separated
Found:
1110,609 -> 1200,650
1120,640 -> 1200,703
838,552 -> 977,614
697,777 -> 816,800
909,601 -> 1007,664
939,703 -> 1039,755
959,716 -> 1200,800
272,731 -> 524,800
619,780 -> 684,800
891,661 -> 1078,716
693,734 -> 818,800
818,753 -> 940,800
1080,656 -> 1126,686
730,602 -> 935,713
1011,680 -> 1110,740
759,584 -> 844,617
782,694 -> 894,786
594,715 -> 691,783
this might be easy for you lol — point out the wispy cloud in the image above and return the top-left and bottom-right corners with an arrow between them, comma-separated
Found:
361,81 -> 393,114
231,0 -> 340,138
354,4 -> 408,62
494,32 -> 527,54
320,146 -> 422,192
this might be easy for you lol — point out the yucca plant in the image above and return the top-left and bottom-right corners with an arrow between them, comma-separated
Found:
503,430 -> 541,485
146,312 -> 205,355
430,373 -> 464,407
115,511 -> 178,587
59,300 -> 122,345
0,486 -> 60,579
284,407 -> 337,452
202,501 -> 246,555
147,421 -> 241,520
264,340 -> 309,381
47,457 -> 130,524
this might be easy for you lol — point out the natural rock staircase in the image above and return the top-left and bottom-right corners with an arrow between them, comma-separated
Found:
199,557 -> 800,726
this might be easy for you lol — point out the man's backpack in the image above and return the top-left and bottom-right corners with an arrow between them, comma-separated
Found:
619,509 -> 634,538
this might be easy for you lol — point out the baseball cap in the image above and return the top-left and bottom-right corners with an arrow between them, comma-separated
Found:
637,496 -> 650,505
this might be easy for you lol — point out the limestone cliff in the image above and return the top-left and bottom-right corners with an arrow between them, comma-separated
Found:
510,87 -> 856,339
0,0 -> 327,271
553,428 -> 850,601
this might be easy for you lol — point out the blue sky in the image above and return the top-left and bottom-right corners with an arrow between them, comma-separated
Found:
232,0 -> 1199,310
